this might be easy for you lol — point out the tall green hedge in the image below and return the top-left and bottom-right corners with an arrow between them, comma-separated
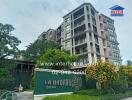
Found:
0,59 -> 16,90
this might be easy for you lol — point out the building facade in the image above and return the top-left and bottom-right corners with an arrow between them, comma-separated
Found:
127,60 -> 132,66
99,14 -> 122,66
39,3 -> 122,67
38,29 -> 56,41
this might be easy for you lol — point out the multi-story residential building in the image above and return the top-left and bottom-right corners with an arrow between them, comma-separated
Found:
38,29 -> 56,41
127,60 -> 132,66
99,14 -> 122,66
39,3 -> 122,67
62,3 -> 106,66
56,23 -> 65,50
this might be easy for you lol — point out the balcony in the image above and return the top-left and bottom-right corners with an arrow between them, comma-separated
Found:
75,44 -> 88,55
74,24 -> 86,37
75,39 -> 86,46
76,49 -> 88,56
73,8 -> 84,19
74,21 -> 85,28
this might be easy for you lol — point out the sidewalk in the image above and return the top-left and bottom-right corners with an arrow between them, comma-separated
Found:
122,97 -> 132,100
16,91 -> 33,100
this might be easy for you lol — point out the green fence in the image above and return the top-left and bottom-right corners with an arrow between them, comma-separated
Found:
34,68 -> 96,95
12,70 -> 32,88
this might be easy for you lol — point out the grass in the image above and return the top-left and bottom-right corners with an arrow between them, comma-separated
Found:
44,94 -> 99,100
101,91 -> 132,100
0,90 -> 5,96
43,89 -> 132,100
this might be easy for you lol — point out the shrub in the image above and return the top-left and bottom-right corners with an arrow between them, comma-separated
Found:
119,65 -> 132,87
85,61 -> 119,89
109,74 -> 128,93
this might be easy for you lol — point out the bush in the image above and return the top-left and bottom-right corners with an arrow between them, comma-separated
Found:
119,65 -> 132,87
109,78 -> 128,93
85,61 -> 119,89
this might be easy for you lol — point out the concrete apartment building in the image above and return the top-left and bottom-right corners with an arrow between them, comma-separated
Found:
99,14 -> 122,66
39,3 -> 122,67
38,29 -> 56,41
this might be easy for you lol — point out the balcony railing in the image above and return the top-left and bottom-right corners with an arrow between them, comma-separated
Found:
74,21 -> 85,28
76,49 -> 88,55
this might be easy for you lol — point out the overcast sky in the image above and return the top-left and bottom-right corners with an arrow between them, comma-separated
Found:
0,0 -> 131,64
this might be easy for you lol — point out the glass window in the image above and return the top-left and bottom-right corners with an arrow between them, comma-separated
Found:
95,44 -> 100,53
91,9 -> 95,16
88,23 -> 91,29
92,17 -> 96,25
89,32 -> 92,41
93,25 -> 97,33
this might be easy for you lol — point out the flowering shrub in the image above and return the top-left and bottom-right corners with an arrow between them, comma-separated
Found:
85,61 -> 119,88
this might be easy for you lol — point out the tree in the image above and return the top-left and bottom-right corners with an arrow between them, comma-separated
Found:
85,61 -> 119,89
119,65 -> 132,87
22,39 -> 61,62
36,49 -> 78,69
0,23 -> 21,59
0,59 -> 16,89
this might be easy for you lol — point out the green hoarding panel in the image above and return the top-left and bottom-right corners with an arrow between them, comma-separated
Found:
34,69 -> 88,95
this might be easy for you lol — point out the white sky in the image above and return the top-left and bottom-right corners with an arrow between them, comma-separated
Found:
0,0 -> 132,64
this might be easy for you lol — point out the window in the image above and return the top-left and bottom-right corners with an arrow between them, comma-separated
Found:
89,32 -> 92,41
93,25 -> 97,33
96,54 -> 101,60
94,35 -> 99,43
90,42 -> 93,51
75,36 -> 86,45
74,16 -> 84,27
91,9 -> 95,16
86,6 -> 89,12
100,23 -> 103,29
87,15 -> 90,21
99,16 -> 102,21
88,23 -> 91,29
95,44 -> 100,53
82,46 -> 87,52
92,17 -> 96,25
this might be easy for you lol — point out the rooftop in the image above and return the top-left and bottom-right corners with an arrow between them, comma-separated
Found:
63,3 -> 98,18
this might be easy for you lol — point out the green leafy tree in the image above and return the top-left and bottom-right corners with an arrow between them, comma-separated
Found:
36,49 -> 78,69
0,23 -> 21,59
119,65 -> 132,87
22,39 -> 61,62
0,23 -> 20,89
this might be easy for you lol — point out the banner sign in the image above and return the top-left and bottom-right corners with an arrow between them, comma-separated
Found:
34,69 -> 87,95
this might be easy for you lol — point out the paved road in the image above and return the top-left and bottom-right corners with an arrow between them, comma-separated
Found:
16,91 -> 33,100
122,97 -> 132,100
